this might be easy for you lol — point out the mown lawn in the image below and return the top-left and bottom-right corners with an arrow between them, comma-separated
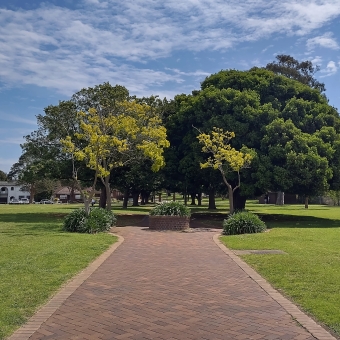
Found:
220,204 -> 340,337
0,204 -> 117,340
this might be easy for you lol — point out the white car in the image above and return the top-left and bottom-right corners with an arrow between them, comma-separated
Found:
21,198 -> 29,204
9,199 -> 22,204
39,199 -> 54,204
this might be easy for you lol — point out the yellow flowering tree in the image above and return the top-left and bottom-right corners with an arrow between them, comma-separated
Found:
197,127 -> 253,213
62,100 -> 169,214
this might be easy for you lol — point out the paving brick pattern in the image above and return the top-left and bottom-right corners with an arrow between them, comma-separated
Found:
9,227 -> 334,340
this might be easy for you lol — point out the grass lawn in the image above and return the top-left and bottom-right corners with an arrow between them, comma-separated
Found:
0,204 -> 117,340
220,203 -> 340,337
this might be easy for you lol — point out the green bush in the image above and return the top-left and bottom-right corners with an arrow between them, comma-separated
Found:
223,211 -> 266,235
149,201 -> 191,217
64,207 -> 116,233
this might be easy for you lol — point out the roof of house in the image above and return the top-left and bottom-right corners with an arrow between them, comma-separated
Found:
55,187 -> 101,195
0,181 -> 19,187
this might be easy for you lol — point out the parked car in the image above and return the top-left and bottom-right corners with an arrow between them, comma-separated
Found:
39,199 -> 54,204
21,198 -> 29,204
9,199 -> 22,204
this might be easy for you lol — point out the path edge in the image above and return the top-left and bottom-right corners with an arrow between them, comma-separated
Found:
213,234 -> 337,340
7,234 -> 124,340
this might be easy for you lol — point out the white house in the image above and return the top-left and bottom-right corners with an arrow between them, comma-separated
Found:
0,181 -> 31,204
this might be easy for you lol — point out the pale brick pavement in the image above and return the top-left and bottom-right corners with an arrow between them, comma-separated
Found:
8,226 -> 336,340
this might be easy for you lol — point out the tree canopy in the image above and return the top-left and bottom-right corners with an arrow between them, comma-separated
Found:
0,170 -> 7,181
10,57 -> 340,210
264,54 -> 325,92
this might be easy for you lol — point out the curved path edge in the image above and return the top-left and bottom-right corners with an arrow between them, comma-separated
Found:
7,234 -> 124,340
213,234 -> 337,340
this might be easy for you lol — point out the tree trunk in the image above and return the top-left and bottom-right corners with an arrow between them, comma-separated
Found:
197,192 -> 202,206
173,192 -> 176,201
29,185 -> 35,204
122,189 -> 129,209
276,191 -> 285,205
84,199 -> 91,216
132,191 -> 139,206
104,176 -> 111,211
228,186 -> 234,214
233,188 -> 246,211
140,191 -> 146,205
190,193 -> 196,205
70,186 -> 75,202
99,185 -> 107,209
305,196 -> 309,209
208,188 -> 216,209
158,193 -> 162,202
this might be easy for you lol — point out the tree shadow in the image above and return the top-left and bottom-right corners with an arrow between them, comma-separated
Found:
0,213 -> 65,235
192,212 -> 340,229
258,214 -> 340,228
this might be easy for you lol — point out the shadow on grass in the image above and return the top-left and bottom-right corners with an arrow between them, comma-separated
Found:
191,212 -> 340,229
0,213 -> 67,224
0,213 -> 65,235
259,214 -> 340,228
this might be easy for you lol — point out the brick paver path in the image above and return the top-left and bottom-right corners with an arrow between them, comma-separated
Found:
10,227 -> 332,340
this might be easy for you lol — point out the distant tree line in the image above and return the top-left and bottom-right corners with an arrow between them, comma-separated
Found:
8,55 -> 340,211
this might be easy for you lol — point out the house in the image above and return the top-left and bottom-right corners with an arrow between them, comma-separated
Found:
54,187 -> 123,203
0,181 -> 31,204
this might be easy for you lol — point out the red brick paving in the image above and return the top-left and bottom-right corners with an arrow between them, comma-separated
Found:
9,226 -> 337,340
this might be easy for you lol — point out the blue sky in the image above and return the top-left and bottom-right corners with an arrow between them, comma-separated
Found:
1,0 -> 340,173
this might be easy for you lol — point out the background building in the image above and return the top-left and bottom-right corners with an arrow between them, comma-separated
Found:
0,181 -> 30,203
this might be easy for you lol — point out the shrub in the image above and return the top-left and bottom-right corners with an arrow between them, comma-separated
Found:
64,207 -> 116,233
149,201 -> 191,217
223,211 -> 266,235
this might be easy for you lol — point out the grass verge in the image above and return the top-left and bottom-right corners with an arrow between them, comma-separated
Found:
220,205 -> 340,337
0,204 -> 117,339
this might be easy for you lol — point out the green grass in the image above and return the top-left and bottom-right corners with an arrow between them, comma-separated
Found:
220,204 -> 340,337
0,204 -> 117,339
3,200 -> 339,337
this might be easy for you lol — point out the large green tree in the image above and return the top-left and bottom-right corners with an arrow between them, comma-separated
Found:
0,170 -> 7,181
165,67 -> 340,210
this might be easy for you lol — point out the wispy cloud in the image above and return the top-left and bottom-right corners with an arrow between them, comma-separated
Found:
0,112 -> 37,125
321,60 -> 339,77
0,0 -> 340,96
307,32 -> 339,50
310,56 -> 323,65
0,137 -> 25,145
165,68 -> 211,77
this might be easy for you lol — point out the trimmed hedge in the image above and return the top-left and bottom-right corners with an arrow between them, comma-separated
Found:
64,207 -> 116,233
149,201 -> 191,217
223,211 -> 266,235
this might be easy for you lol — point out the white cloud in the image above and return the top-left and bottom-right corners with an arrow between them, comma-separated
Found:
310,56 -> 323,65
306,32 -> 339,50
0,1 -> 340,96
321,60 -> 338,77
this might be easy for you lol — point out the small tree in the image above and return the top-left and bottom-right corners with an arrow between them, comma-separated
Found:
197,127 -> 253,214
